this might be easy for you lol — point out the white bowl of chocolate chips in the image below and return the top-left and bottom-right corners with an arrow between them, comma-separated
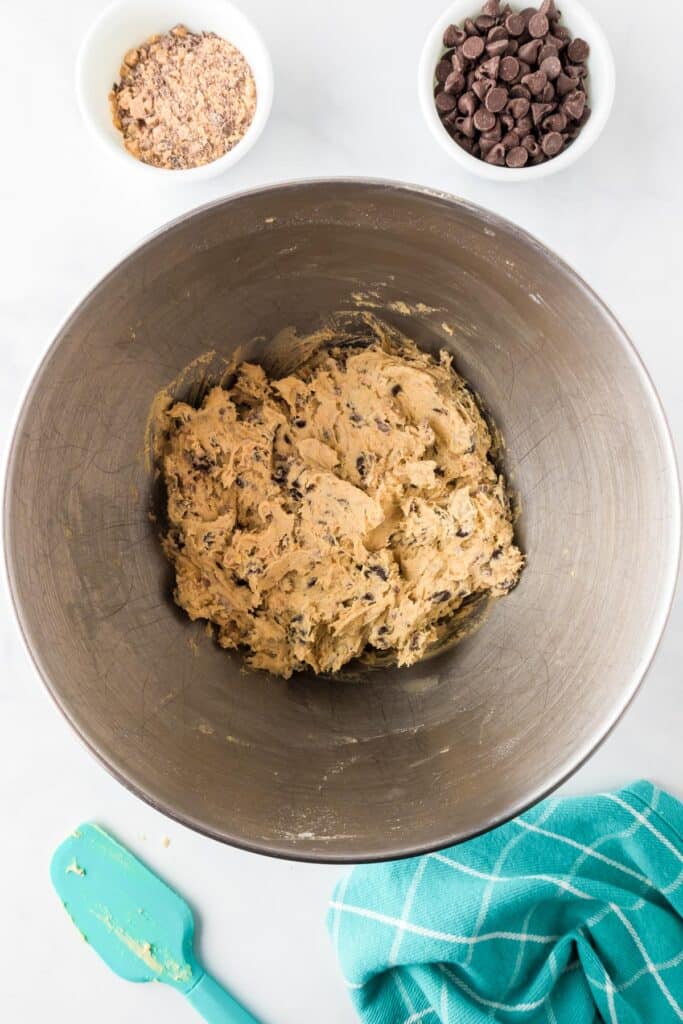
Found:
419,0 -> 615,179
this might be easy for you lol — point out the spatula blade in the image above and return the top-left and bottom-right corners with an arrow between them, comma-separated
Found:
51,823 -> 197,991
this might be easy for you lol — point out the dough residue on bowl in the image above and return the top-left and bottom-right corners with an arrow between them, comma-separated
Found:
157,321 -> 523,678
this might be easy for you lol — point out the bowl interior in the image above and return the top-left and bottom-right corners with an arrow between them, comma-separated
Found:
6,182 -> 678,861
77,0 -> 272,175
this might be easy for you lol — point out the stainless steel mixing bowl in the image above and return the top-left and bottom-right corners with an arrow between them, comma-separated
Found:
5,181 -> 679,861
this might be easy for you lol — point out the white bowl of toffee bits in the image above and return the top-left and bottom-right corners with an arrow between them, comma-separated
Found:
419,0 -> 614,180
77,0 -> 273,180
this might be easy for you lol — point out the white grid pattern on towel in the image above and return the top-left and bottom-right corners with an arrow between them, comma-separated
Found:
334,789 -> 683,1020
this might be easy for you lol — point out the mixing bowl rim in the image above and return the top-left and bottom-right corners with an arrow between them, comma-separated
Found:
4,177 -> 681,863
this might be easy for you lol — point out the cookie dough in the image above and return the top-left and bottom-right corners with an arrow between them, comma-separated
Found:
160,330 -> 523,678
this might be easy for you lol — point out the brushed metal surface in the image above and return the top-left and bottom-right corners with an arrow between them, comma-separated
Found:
4,181 -> 680,861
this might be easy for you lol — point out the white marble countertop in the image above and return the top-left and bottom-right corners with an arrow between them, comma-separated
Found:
1,0 -> 681,1020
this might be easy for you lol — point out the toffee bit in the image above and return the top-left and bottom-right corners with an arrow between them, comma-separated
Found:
109,25 -> 257,171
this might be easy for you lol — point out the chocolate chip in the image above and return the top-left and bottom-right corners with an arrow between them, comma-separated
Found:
567,37 -> 590,62
482,0 -> 501,13
475,13 -> 496,31
537,42 -> 557,62
293,417 -> 307,428
540,54 -> 562,79
541,131 -> 564,156
486,37 -> 509,57
531,101 -> 555,125
499,55 -> 520,81
462,35 -> 485,59
505,13 -> 525,36
522,70 -> 548,95
485,85 -> 508,112
522,134 -> 541,155
436,91 -> 458,114
436,59 -> 452,84
458,90 -> 478,115
451,52 -> 466,75
505,39 -> 519,56
484,142 -> 506,164
487,24 -> 508,42
506,145 -> 529,167
516,114 -> 533,134
528,12 -> 549,37
501,129 -> 521,148
510,83 -> 531,99
391,383 -> 402,396
540,0 -> 559,18
356,454 -> 367,477
500,111 -> 515,131
518,38 -> 542,63
480,121 -> 502,142
473,107 -> 497,132
540,82 -> 556,103
443,24 -> 466,47
563,89 -> 586,120
431,590 -> 452,603
556,71 -> 576,95
508,96 -> 530,118
481,55 -> 502,79
472,77 -> 494,101
444,71 -> 466,94
464,17 -> 479,35
543,110 -> 567,132
455,114 -> 475,137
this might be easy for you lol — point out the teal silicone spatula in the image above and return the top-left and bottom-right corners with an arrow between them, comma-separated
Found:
51,823 -> 261,1024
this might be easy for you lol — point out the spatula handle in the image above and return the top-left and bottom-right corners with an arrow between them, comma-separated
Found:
186,970 -> 261,1024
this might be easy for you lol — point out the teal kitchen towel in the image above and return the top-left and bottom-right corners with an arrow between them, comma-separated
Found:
329,781 -> 683,1023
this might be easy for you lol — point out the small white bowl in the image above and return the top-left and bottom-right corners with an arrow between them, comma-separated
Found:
418,0 -> 615,181
76,0 -> 274,182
